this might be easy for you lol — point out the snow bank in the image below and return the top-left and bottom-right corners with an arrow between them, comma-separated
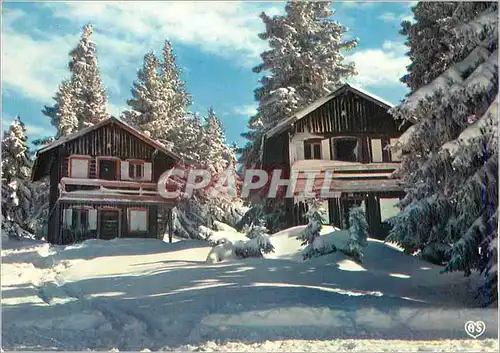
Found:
2,229 -> 497,351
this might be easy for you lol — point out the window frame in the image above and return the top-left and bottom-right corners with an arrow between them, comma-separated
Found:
127,159 -> 145,180
304,140 -> 322,160
127,208 -> 148,233
68,155 -> 92,178
330,137 -> 361,162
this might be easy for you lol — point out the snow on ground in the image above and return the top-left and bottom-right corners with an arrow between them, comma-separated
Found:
1,228 -> 498,351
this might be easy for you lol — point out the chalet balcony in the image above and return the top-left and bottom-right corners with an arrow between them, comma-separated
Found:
290,160 -> 405,194
58,177 -> 168,204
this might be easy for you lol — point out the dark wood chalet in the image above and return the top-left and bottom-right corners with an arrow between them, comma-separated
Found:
262,83 -> 411,239
32,117 -> 182,245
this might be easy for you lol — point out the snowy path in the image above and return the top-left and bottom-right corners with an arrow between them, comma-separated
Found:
1,235 -> 498,351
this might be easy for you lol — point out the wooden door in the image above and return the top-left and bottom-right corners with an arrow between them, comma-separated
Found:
99,209 -> 120,240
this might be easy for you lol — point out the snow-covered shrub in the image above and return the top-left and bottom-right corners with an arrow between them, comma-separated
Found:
341,206 -> 369,263
236,219 -> 274,258
301,233 -> 337,260
206,240 -> 238,263
296,198 -> 325,246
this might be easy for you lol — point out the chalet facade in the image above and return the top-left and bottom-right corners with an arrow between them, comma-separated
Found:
262,83 -> 411,239
32,117 -> 181,245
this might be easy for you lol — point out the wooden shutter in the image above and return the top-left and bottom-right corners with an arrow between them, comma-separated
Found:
143,162 -> 152,181
70,158 -> 89,178
121,160 -> 130,180
63,209 -> 72,229
88,209 -> 97,230
370,139 -> 383,163
296,142 -> 305,161
321,139 -> 331,160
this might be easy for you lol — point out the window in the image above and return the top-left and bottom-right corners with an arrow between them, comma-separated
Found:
72,208 -> 88,230
331,138 -> 359,162
129,162 -> 143,179
304,141 -> 322,160
370,139 -> 383,163
379,198 -> 400,222
69,157 -> 90,178
63,208 -> 73,229
128,208 -> 147,232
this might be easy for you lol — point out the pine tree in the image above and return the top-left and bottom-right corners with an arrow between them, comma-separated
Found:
1,117 -> 34,238
122,51 -> 164,133
341,206 -> 369,263
240,1 -> 358,167
237,218 -> 274,258
297,198 -> 325,246
400,2 -> 496,91
201,107 -> 227,172
68,23 -> 108,128
389,2 -> 498,303
41,23 -> 108,139
123,40 -> 194,159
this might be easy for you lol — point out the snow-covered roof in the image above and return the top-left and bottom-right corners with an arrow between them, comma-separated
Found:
265,83 -> 395,139
35,116 -> 182,161
32,117 -> 184,182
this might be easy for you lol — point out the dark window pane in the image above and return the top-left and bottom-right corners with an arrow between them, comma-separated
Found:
129,163 -> 134,178
137,164 -> 143,178
334,139 -> 358,162
313,144 -> 321,159
304,143 -> 312,159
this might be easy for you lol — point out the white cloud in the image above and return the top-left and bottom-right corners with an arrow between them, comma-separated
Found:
46,2 -> 277,66
108,103 -> 128,118
347,45 -> 410,88
2,29 -> 76,103
2,3 -> 279,104
378,11 -> 415,24
233,104 -> 258,117
25,123 -> 55,138
340,2 -> 378,9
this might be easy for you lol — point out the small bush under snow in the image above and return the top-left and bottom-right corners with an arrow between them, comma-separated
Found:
301,234 -> 338,260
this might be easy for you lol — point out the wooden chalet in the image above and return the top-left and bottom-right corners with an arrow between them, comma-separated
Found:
262,83 -> 411,239
32,117 -> 182,245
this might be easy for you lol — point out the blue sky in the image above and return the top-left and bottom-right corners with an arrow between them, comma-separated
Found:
2,1 -> 416,148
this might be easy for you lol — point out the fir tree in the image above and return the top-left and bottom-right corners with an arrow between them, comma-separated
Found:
68,23 -> 108,128
1,117 -> 34,238
201,107 -> 227,172
297,198 -> 325,246
237,219 -> 274,258
389,2 -> 498,303
240,1 -> 358,167
341,206 -> 369,263
122,51 -> 164,133
42,23 -> 108,138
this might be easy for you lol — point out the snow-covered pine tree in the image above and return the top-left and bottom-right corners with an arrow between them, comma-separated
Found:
239,1 -> 358,167
400,2 -> 496,91
297,198 -> 325,246
122,51 -> 164,134
68,23 -> 108,128
341,206 -> 369,263
237,218 -> 274,258
388,2 -> 498,303
41,23 -> 108,139
201,107 -> 227,172
1,117 -> 34,239
239,1 -> 357,233
123,40 -> 195,159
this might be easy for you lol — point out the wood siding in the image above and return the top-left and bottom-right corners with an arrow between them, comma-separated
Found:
293,90 -> 401,135
58,202 -> 163,245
